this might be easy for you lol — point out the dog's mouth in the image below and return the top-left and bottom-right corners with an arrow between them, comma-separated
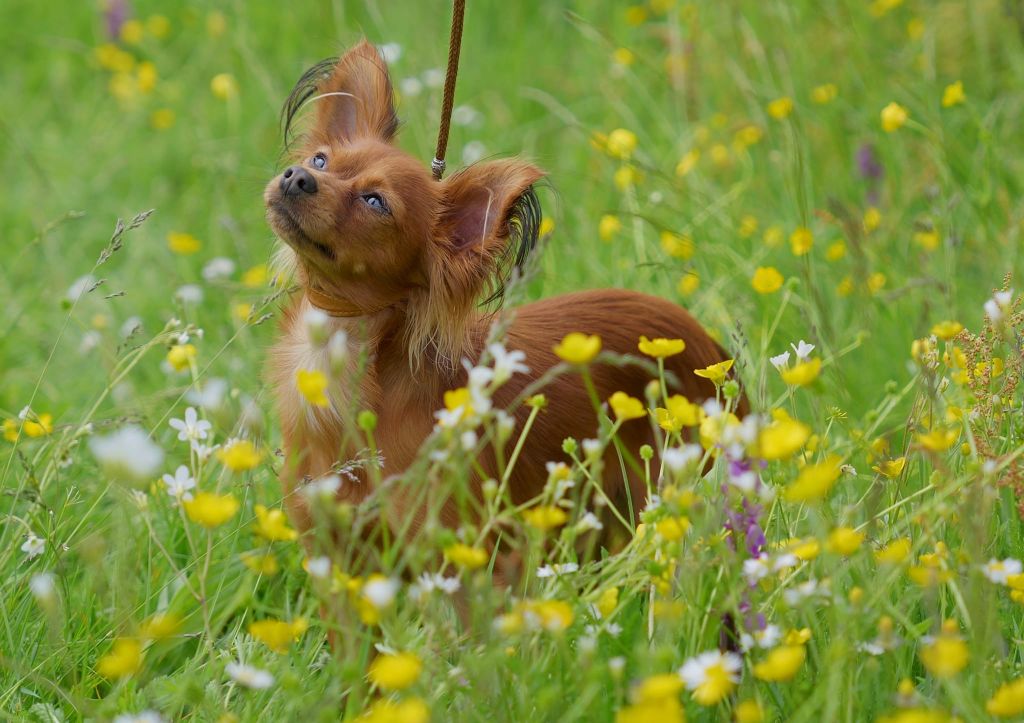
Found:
267,202 -> 335,260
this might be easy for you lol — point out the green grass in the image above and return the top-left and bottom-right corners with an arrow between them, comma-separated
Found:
3,0 -> 1024,721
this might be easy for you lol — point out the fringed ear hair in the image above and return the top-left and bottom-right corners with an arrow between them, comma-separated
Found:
281,57 -> 337,148
405,159 -> 545,370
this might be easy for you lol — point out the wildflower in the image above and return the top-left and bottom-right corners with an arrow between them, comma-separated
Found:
606,128 -> 638,159
655,395 -> 704,433
217,439 -> 262,472
97,638 -> 142,679
253,504 -> 297,542
113,712 -> 165,723
751,266 -> 784,294
872,457 -> 906,478
659,231 -> 694,259
676,149 -> 700,176
634,673 -> 684,703
752,645 -> 806,682
735,700 -> 765,723
249,617 -> 308,654
167,232 -> 201,255
827,527 -> 864,555
136,61 -> 157,93
987,678 -> 1024,718
139,613 -> 181,640
295,368 -> 329,407
916,427 -> 958,452
941,81 -> 965,108
368,652 -> 423,690
443,542 -> 489,570
767,97 -> 793,120
161,465 -> 196,502
780,358 -> 821,386
930,320 -> 962,340
812,83 -> 838,104
609,392 -> 645,421
488,343 -> 529,384
226,661 -> 275,690
982,558 -> 1023,585
694,359 -> 734,385
554,333 -> 601,364
783,454 -> 842,502
150,108 -> 175,130
881,102 -> 909,132
183,492 -> 239,528
595,587 -> 619,619
361,698 -> 429,723
89,426 -> 165,484
790,227 -> 813,256
241,552 -> 280,575
169,407 -> 211,443
919,622 -> 968,678
21,534 -> 45,560
360,575 -> 400,623
875,538 -> 912,564
616,698 -> 683,723
612,48 -> 635,67
613,165 -> 639,190
638,336 -> 686,359
984,289 -> 1014,323
677,272 -> 700,296
678,650 -> 742,705
523,506 -> 568,531
210,73 -> 238,100
758,418 -> 811,460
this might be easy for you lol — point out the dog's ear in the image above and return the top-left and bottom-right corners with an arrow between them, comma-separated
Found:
406,159 -> 544,369
314,40 -> 398,143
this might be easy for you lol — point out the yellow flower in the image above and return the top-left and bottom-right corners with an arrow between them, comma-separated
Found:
875,538 -> 912,564
825,241 -> 847,261
609,392 -> 646,421
881,102 -> 909,132
634,673 -> 683,702
596,587 -> 619,618
916,428 -> 958,452
655,395 -> 705,433
675,149 -> 700,177
523,505 -> 568,531
783,454 -> 842,502
249,618 -> 308,654
167,231 -> 201,255
97,638 -> 142,679
919,626 -> 968,678
242,264 -> 269,287
606,128 -> 638,159
941,81 -> 965,108
150,108 -> 175,130
184,492 -> 240,528
826,527 -> 865,555
616,698 -> 684,723
166,343 -> 197,372
739,215 -> 759,237
694,359 -> 734,385
136,61 -> 157,93
656,516 -> 691,541
751,266 -> 784,294
930,320 -> 962,340
767,96 -> 793,120
217,439 -> 262,472
253,504 -> 298,542
677,272 -> 700,296
660,231 -> 694,259
638,335 -> 686,359
207,11 -> 227,38
23,413 -> 54,438
733,125 -> 763,150
94,43 -> 135,72
361,698 -> 430,723
987,678 -> 1024,718
210,73 -> 238,100
539,218 -> 555,236
3,420 -> 19,442
758,418 -> 811,461
139,613 -> 181,640
811,83 -> 838,104
241,551 -> 280,575
867,272 -> 887,293
368,651 -> 423,691
790,227 -> 814,256
763,225 -> 784,247
780,358 -> 821,386
296,368 -> 329,407
624,6 -> 648,25
914,229 -> 940,251
599,215 -> 622,241
735,700 -> 765,723
863,206 -> 882,232
873,456 -> 906,478
612,47 -> 635,66
786,537 -> 821,560
752,645 -> 806,682
614,165 -> 640,190
145,14 -> 171,38
554,333 -> 601,365
119,19 -> 144,44
444,543 -> 489,570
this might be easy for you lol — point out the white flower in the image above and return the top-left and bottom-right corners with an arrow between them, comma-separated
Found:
410,572 -> 461,600
190,441 -> 219,461
791,340 -> 815,361
303,307 -> 330,344
984,289 -> 1013,323
743,554 -> 771,584
663,444 -> 703,472
169,407 -> 212,443
21,534 -> 45,560
422,68 -> 445,88
362,577 -> 399,608
226,662 -> 275,690
120,316 -> 143,338
460,430 -> 478,451
88,425 -> 164,483
305,556 -> 332,579
202,257 -> 236,281
378,42 -> 402,63
783,578 -> 825,605
740,624 -> 781,652
678,650 -> 742,691
451,105 -> 480,127
982,558 -> 1023,585
581,438 -> 602,459
161,465 -> 196,502
29,572 -> 56,601
772,553 -> 798,572
186,378 -> 228,411
113,711 -> 166,723
608,656 -> 626,677
67,274 -> 97,302
79,330 -> 102,354
857,641 -> 885,656
488,343 -> 529,385
769,351 -> 791,370
328,330 -> 349,370
303,474 -> 341,499
462,140 -> 486,165
399,77 -> 423,97
576,511 -> 603,532
536,562 -> 579,578
175,284 -> 204,304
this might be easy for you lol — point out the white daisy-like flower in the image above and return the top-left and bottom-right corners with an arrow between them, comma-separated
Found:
399,77 -> 423,97
678,650 -> 742,693
451,105 -> 480,127
29,572 -> 56,601
89,425 -> 164,483
984,290 -> 1013,323
362,577 -> 400,609
21,533 -> 45,560
67,274 -> 97,302
378,42 -> 402,63
422,67 -> 445,88
769,351 -> 791,370
982,557 -> 1023,585
190,441 -> 219,462
740,624 -> 782,652
536,562 -> 579,578
120,316 -> 143,339
663,443 -> 703,472
113,711 -> 166,723
488,343 -> 529,385
783,578 -> 826,606
305,556 -> 332,579
303,307 -> 330,342
581,438 -> 602,459
79,330 -> 102,355
175,284 -> 203,304
460,430 -> 478,451
169,407 -> 212,443
576,511 -> 604,532
743,554 -> 771,584
773,553 -> 799,572
303,474 -> 342,500
186,378 -> 228,411
201,257 -> 236,281
608,656 -> 626,677
161,465 -> 196,502
226,661 -> 275,690
410,572 -> 461,600
791,340 -> 815,361
462,141 -> 486,165
857,641 -> 886,656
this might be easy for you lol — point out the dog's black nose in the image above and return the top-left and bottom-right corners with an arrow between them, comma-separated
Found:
280,165 -> 318,196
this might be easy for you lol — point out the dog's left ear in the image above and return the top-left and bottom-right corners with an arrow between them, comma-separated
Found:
314,40 -> 398,143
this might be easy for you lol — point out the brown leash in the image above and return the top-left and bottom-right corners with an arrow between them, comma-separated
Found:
431,0 -> 467,181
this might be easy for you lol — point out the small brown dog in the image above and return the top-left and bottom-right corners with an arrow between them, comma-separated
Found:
266,41 -> 739,560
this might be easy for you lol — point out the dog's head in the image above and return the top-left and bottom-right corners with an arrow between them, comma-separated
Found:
265,41 -> 544,363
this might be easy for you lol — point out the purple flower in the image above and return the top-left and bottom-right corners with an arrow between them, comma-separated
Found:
104,0 -> 129,40
857,143 -> 883,180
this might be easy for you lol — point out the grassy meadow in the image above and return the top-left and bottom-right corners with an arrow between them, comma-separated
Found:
3,0 -> 1024,720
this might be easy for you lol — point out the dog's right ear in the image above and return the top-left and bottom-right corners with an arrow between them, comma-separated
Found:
297,40 -> 398,145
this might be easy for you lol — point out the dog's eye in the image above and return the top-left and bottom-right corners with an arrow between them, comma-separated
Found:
311,153 -> 327,170
361,193 -> 389,214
